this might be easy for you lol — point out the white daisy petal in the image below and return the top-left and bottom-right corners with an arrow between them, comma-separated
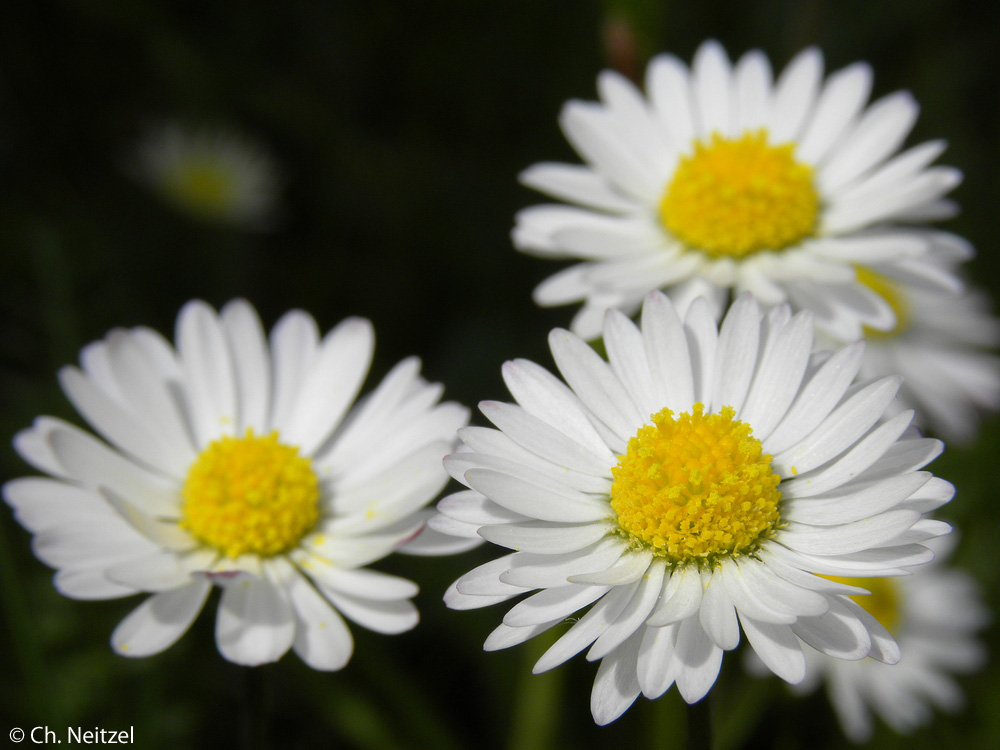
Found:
479,520 -> 615,554
646,566 -> 704,626
738,613 -> 805,683
221,299 -> 272,435
796,62 -> 872,163
645,53 -> 696,150
790,596 -> 871,660
692,40 -> 733,137
733,49 -> 772,131
317,589 -> 419,635
819,92 -> 919,195
478,401 -> 612,476
699,569 -> 740,650
177,300 -> 238,446
533,583 -> 636,673
549,328 -> 643,440
637,621 -> 679,698
590,630 -> 643,725
282,318 -> 374,455
711,294 -> 761,413
111,579 -> 211,657
588,558 -> 666,660
215,577 -> 295,666
641,291 -> 695,412
768,47 -> 822,143
484,620 -> 564,651
519,162 -> 636,213
464,469 -> 612,523
503,584 -> 611,628
672,617 -> 724,704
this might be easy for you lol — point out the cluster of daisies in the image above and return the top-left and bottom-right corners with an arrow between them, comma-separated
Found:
5,41 -> 995,743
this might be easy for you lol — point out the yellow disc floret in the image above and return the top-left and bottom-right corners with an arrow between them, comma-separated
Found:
181,429 -> 320,558
660,130 -> 819,258
855,266 -> 911,339
823,575 -> 903,634
610,404 -> 781,564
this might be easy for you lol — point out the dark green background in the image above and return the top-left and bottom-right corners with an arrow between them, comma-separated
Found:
1,1 -> 997,747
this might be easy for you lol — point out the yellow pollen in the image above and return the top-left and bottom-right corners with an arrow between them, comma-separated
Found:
855,266 -> 911,339
823,575 -> 903,634
660,130 -> 819,258
610,404 -> 782,564
181,429 -> 320,558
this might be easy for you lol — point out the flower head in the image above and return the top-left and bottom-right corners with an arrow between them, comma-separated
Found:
434,292 -> 952,724
514,41 -> 962,340
131,124 -> 281,229
5,300 -> 469,668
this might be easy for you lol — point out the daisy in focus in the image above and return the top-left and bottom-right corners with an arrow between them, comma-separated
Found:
131,123 -> 281,229
4,300 -> 469,668
842,251 -> 1000,442
785,536 -> 988,742
514,40 -> 962,340
434,291 -> 952,724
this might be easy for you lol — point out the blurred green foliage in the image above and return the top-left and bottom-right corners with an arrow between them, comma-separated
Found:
1,1 -> 997,748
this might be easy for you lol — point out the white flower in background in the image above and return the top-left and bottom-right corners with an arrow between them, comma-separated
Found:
4,300 -> 470,669
434,291 -> 952,725
838,247 -> 1000,443
514,40 -> 963,340
784,536 -> 988,742
132,124 -> 281,229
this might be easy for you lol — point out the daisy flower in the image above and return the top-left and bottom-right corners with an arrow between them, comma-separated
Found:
782,536 -> 988,742
435,291 -> 952,724
514,40 -> 962,341
131,123 -> 281,229
837,247 -> 1000,442
4,300 -> 469,668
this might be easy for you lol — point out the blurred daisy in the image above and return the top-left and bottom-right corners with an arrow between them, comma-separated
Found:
840,248 -> 1000,442
788,536 -> 988,742
514,40 -> 962,340
435,291 -> 952,724
4,300 -> 469,669
132,123 -> 281,229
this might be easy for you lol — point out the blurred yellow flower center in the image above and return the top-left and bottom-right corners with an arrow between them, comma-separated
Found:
823,576 -> 902,633
660,130 -> 819,258
181,430 -> 320,559
167,161 -> 235,213
855,266 -> 910,339
610,404 -> 782,564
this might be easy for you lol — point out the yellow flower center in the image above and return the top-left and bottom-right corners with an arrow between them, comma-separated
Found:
855,266 -> 911,339
610,404 -> 782,564
659,130 -> 819,258
181,430 -> 320,558
823,576 -> 902,634
166,161 -> 236,214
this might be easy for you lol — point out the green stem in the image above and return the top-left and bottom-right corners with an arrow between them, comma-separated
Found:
507,629 -> 564,750
685,696 -> 712,750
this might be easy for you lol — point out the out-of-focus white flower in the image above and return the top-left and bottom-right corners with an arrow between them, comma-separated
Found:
784,536 -> 988,742
5,300 -> 470,668
515,40 -> 962,341
131,124 -> 281,229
